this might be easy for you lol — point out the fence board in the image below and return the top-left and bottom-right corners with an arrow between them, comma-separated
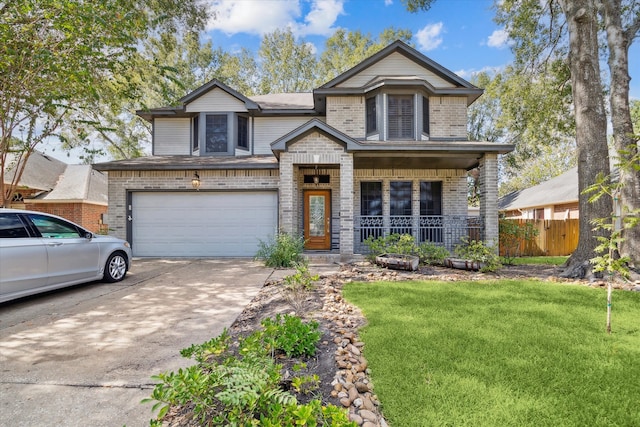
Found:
500,219 -> 579,257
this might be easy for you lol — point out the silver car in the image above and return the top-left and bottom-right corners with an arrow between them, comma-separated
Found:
0,209 -> 132,303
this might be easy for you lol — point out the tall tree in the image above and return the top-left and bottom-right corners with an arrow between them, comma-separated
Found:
601,0 -> 640,270
258,28 -> 318,94
0,0 -> 207,206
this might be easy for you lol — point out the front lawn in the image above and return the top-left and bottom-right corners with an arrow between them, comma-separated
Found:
343,280 -> 640,427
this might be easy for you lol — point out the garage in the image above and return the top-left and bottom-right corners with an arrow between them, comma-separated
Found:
131,191 -> 278,257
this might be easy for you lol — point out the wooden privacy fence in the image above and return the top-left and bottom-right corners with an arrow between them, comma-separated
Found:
500,219 -> 579,257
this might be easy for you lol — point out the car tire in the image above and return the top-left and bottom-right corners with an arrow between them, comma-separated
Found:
103,252 -> 128,283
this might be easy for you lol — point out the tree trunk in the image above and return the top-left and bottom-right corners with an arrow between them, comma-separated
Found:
558,0 -> 612,278
603,0 -> 640,272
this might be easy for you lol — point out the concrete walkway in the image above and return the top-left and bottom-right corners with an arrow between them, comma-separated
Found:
0,259 -> 274,427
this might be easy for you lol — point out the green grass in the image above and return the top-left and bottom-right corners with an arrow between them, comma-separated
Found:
504,256 -> 569,265
343,280 -> 640,427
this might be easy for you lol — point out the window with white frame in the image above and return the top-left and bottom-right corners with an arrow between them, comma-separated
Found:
365,93 -> 430,141
388,95 -> 414,140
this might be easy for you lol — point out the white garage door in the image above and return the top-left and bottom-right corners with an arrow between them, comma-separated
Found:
132,191 -> 278,257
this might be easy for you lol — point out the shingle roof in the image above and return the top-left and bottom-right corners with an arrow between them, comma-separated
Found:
3,151 -> 66,191
498,167 -> 578,211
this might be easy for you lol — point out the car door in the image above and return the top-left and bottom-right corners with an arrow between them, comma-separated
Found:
27,213 -> 101,285
0,212 -> 48,300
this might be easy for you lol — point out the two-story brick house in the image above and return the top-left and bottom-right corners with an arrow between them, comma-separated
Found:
94,41 -> 513,258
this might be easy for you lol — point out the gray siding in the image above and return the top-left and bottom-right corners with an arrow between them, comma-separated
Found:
185,88 -> 248,113
153,118 -> 190,155
337,52 -> 453,88
253,117 -> 318,155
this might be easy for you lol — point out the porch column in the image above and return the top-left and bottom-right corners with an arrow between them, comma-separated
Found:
279,153 -> 295,234
340,153 -> 354,257
479,153 -> 499,251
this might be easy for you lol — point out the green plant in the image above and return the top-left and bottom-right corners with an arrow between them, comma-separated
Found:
416,240 -> 450,265
143,322 -> 352,426
260,314 -> 321,358
364,233 -> 448,265
281,262 -> 320,315
256,233 -> 305,267
454,237 -> 501,272
291,374 -> 320,394
499,219 -> 539,264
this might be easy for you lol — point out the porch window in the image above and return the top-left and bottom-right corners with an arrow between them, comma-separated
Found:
390,181 -> 412,234
205,114 -> 228,153
366,97 -> 377,134
388,95 -> 414,139
360,182 -> 383,240
420,181 -> 443,242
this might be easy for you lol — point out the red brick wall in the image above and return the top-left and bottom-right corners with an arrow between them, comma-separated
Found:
23,202 -> 108,233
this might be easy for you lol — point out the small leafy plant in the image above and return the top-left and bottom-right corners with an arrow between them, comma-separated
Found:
364,233 -> 449,265
256,232 -> 305,267
454,237 -> 501,272
281,262 -> 320,315
261,314 -> 321,358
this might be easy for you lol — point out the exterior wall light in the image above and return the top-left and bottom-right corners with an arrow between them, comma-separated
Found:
191,171 -> 201,190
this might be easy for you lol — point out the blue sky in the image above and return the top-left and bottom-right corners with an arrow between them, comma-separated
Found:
206,0 -> 639,97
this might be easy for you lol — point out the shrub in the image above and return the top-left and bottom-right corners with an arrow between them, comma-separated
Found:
454,237 -> 502,272
364,233 -> 449,265
256,233 -> 305,267
281,262 -> 319,315
499,219 -> 539,264
260,314 -> 321,358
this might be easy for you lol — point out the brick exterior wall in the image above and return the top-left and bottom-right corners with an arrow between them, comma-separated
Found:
326,96 -> 366,138
479,153 -> 499,250
429,96 -> 468,139
353,168 -> 468,218
105,169 -> 279,240
23,202 -> 107,233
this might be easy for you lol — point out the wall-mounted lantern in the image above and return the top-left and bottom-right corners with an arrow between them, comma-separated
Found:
191,171 -> 201,190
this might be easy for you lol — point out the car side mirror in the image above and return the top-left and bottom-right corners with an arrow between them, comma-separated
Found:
85,232 -> 94,239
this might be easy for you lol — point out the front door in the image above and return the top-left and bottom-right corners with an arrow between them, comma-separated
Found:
304,190 -> 331,250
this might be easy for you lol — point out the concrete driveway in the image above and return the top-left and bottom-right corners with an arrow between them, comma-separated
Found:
0,258 -> 274,427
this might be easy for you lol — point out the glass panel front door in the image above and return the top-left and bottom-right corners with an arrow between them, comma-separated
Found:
304,190 -> 331,250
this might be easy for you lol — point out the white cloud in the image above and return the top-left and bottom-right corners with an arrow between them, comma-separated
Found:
384,0 -> 393,5
455,65 -> 504,80
207,0 -> 344,38
487,29 -> 510,49
416,22 -> 444,51
295,0 -> 345,37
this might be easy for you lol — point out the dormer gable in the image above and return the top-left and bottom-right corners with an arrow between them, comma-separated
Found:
313,40 -> 482,111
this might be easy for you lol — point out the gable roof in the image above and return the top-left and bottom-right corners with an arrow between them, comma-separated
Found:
499,167 -> 578,211
179,79 -> 260,110
3,151 -> 66,191
3,151 -> 107,205
313,40 -> 483,106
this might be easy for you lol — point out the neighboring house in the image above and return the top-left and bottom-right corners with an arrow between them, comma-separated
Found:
3,151 -> 108,233
94,41 -> 513,258
499,167 -> 578,220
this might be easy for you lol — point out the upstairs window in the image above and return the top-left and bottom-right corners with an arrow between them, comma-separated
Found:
192,115 -> 199,151
366,97 -> 377,134
422,96 -> 430,135
193,113 -> 249,156
237,115 -> 248,149
388,95 -> 414,139
205,114 -> 228,153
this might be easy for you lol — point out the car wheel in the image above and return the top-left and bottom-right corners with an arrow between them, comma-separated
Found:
104,252 -> 128,282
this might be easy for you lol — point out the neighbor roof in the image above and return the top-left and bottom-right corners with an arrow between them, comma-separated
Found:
3,151 -> 66,191
498,167 -> 578,211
